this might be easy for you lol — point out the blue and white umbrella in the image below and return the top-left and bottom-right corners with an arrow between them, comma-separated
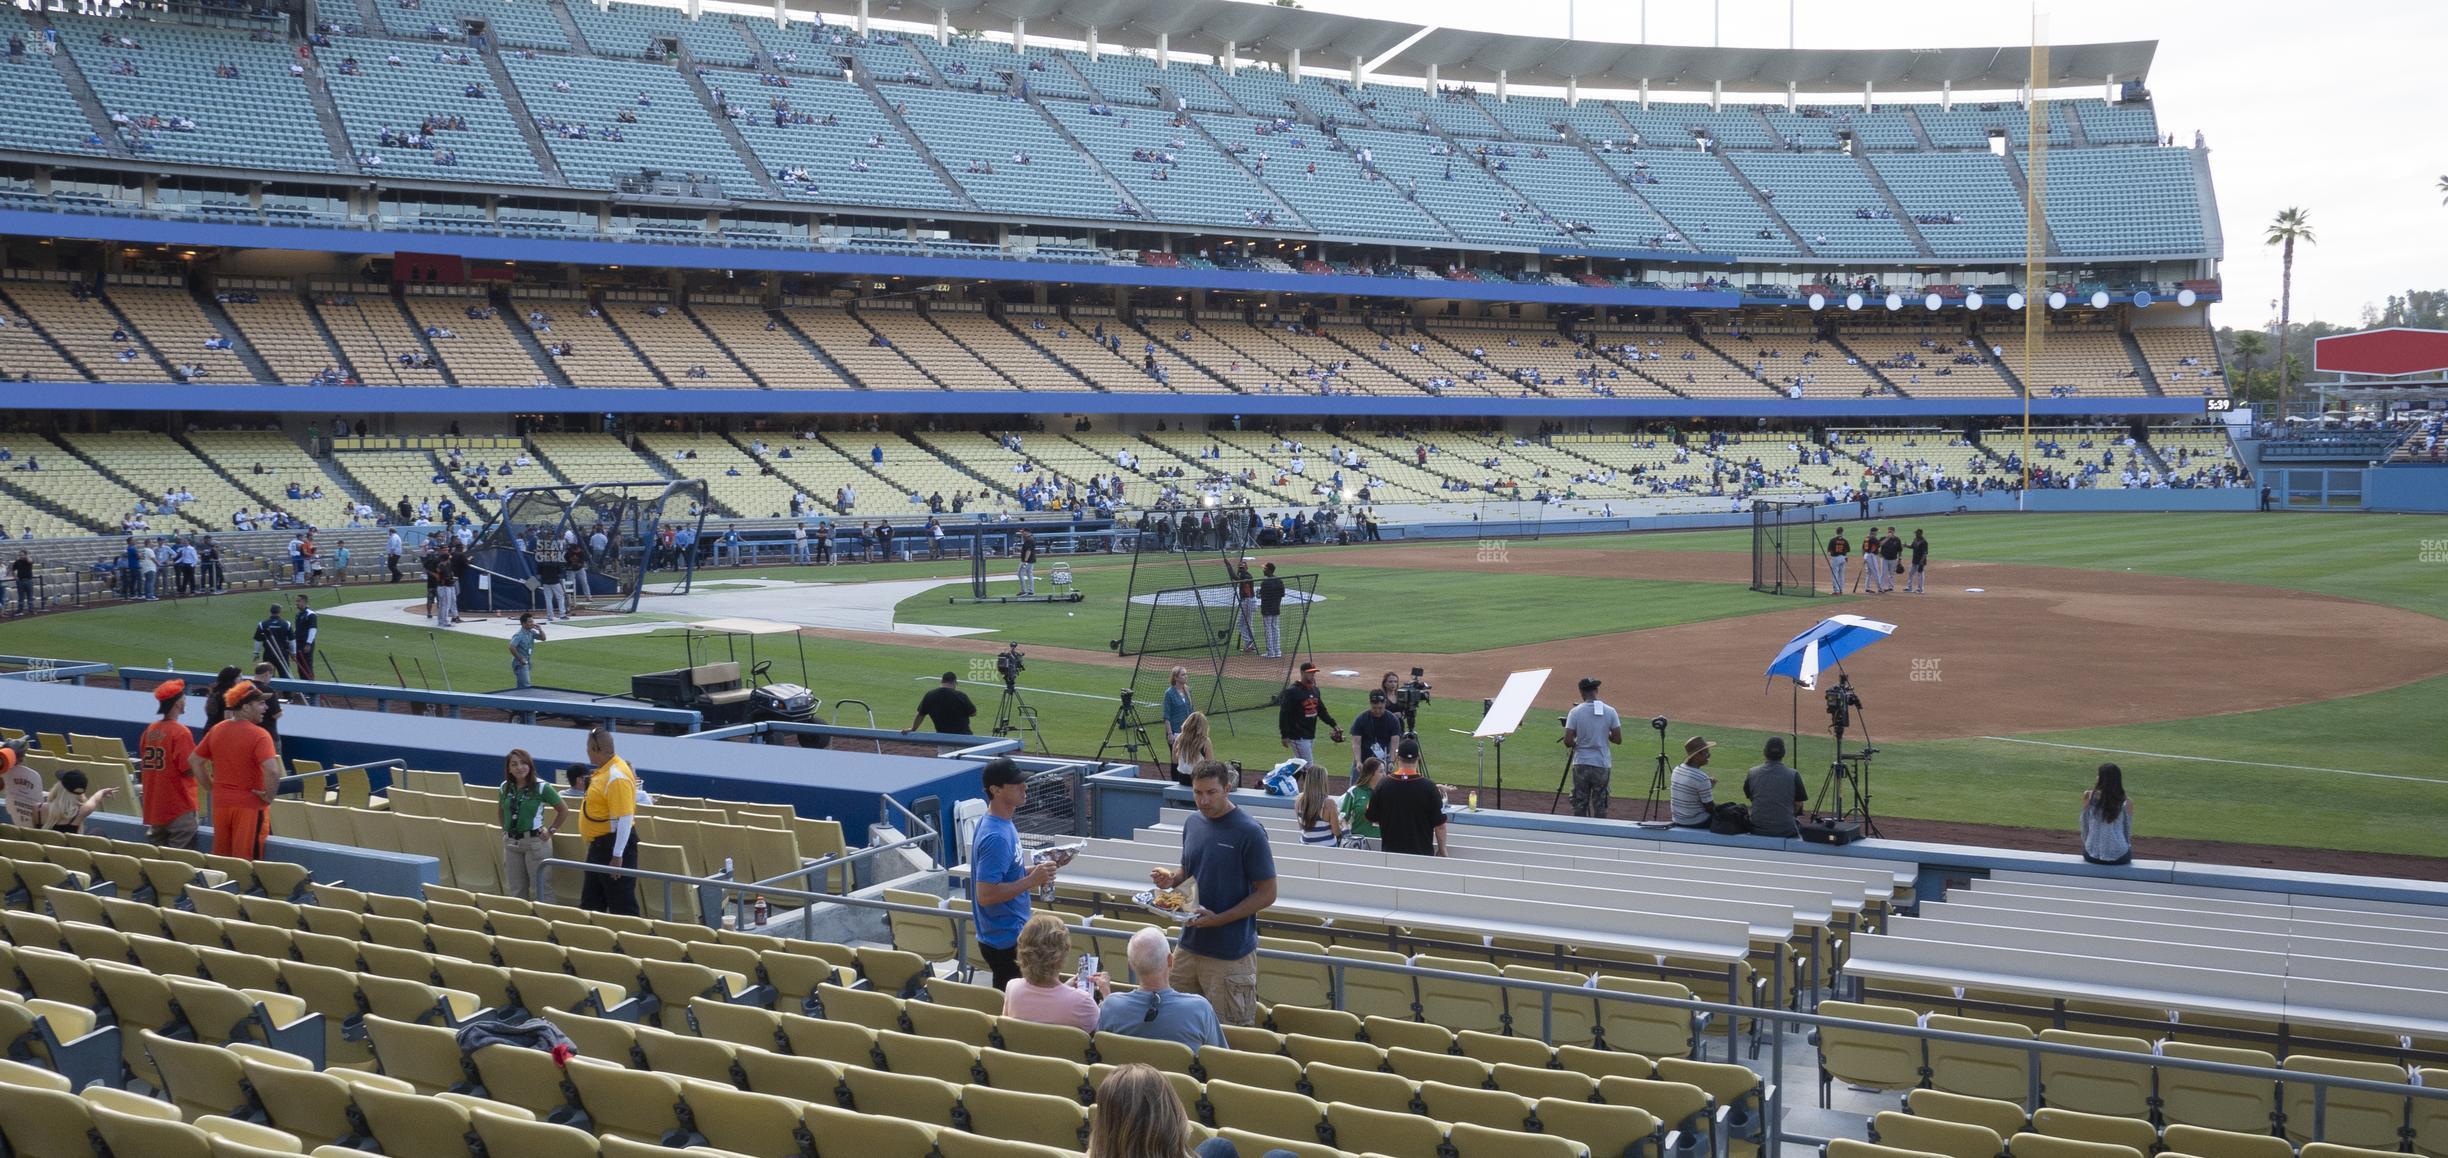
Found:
1765,615 -> 1897,690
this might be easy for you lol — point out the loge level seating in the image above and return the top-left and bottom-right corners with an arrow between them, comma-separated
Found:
694,301 -> 859,391
214,284 -> 346,384
516,294 -> 665,389
401,289 -> 554,387
1984,324 -> 2151,398
310,287 -> 448,387
1,275 -> 173,382
2133,326 -> 2227,396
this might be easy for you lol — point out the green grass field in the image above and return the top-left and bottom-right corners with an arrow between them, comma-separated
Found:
5,512 -> 2444,857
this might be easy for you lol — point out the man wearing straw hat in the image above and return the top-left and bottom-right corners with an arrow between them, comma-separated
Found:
1669,735 -> 1719,829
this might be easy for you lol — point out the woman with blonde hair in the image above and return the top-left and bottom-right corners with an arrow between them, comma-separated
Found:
1170,711 -> 1214,787
1001,912 -> 1106,1033
1093,1064 -> 1282,1158
1294,763 -> 1342,846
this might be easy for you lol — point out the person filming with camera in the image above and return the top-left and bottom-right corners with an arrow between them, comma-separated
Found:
1349,689 -> 1404,775
1560,676 -> 1622,817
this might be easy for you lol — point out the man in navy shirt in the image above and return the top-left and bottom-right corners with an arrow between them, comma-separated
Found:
1148,760 -> 1277,1026
968,757 -> 1054,989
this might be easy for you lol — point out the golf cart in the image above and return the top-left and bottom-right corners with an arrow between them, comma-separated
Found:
629,627 -> 825,745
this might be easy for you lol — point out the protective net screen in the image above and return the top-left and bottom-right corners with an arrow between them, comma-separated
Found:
1750,499 -> 1823,597
466,480 -> 707,614
1120,572 -> 1320,720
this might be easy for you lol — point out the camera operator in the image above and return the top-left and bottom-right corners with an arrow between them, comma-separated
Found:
1560,676 -> 1622,818
906,670 -> 978,736
1277,662 -> 1343,764
1349,690 -> 1404,774
252,603 -> 294,678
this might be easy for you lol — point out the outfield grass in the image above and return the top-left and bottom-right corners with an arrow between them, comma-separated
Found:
900,567 -> 1800,654
4,512 -> 2444,857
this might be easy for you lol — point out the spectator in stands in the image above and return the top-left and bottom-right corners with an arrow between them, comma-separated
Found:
1366,736 -> 1445,857
1294,764 -> 1344,846
1669,736 -> 1718,828
2080,763 -> 2134,865
1097,926 -> 1226,1049
137,680 -> 197,847
34,768 -> 113,835
1148,760 -> 1276,1027
1003,912 -> 1106,1032
498,747 -> 566,904
578,728 -> 643,916
195,683 -> 280,859
1742,737 -> 1808,837
1341,758 -> 1381,843
970,757 -> 1052,990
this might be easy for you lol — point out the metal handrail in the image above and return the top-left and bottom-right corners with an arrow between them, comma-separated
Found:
531,849 -> 2448,1158
273,757 -> 405,790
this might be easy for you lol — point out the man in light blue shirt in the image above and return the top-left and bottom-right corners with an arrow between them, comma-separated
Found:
969,757 -> 1053,990
1096,926 -> 1224,1049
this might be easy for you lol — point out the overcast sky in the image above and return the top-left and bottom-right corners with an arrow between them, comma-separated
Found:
1288,0 -> 2448,328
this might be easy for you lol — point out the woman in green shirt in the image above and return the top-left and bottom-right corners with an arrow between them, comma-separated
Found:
1340,758 -> 1381,843
499,748 -> 568,903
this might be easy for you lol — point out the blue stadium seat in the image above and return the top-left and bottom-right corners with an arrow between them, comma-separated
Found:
2035,148 -> 2206,257
502,51 -> 761,194
0,8 -> 114,159
317,37 -> 548,184
699,68 -> 964,212
56,13 -> 339,173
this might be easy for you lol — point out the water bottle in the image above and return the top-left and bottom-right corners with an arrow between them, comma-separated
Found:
1467,790 -> 1479,812
722,857 -> 734,877
753,895 -> 770,926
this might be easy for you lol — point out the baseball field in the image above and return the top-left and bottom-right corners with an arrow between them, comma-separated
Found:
6,511 -> 2443,868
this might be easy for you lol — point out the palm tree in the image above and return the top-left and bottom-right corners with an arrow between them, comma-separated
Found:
2438,174 -> 2447,205
2230,329 -> 2268,404
2265,208 -> 2315,422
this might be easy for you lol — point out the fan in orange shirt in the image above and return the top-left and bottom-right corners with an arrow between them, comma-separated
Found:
137,679 -> 199,848
193,682 -> 281,860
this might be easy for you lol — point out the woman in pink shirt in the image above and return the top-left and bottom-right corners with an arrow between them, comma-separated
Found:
1002,913 -> 1108,1034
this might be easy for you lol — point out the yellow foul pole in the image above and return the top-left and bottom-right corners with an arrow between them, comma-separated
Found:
2022,11 -> 2048,498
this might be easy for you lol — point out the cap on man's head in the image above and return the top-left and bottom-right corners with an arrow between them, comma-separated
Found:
1577,677 -> 1602,693
1764,736 -> 1786,760
981,756 -> 1027,789
941,671 -> 959,684
1396,735 -> 1421,761
1368,690 -> 1388,705
1299,662 -> 1319,675
224,682 -> 264,710
153,679 -> 186,703
1684,735 -> 1716,757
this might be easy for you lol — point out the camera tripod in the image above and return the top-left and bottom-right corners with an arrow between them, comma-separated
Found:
993,676 -> 1047,754
1816,701 -> 1879,837
1096,690 -> 1162,771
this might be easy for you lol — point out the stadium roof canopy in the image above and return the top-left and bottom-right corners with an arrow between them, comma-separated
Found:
890,0 -> 2158,94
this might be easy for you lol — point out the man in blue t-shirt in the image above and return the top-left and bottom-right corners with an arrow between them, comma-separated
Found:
1147,760 -> 1277,1026
968,757 -> 1053,990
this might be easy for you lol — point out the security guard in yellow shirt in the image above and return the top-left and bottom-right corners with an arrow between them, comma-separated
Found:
579,727 -> 642,915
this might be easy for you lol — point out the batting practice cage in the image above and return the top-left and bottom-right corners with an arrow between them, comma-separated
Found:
1114,505 -> 1323,720
459,479 -> 710,615
1750,499 -> 1825,597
